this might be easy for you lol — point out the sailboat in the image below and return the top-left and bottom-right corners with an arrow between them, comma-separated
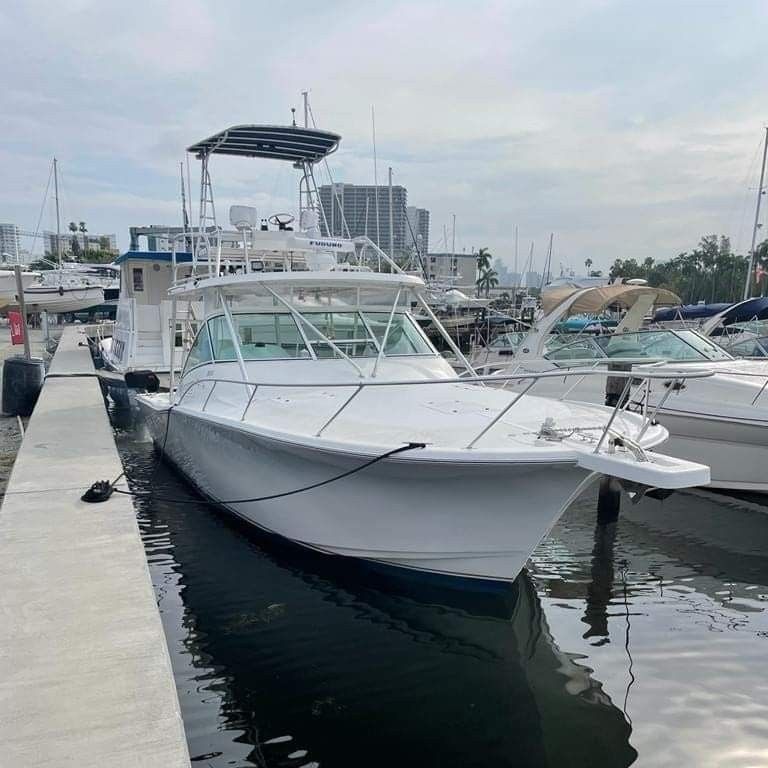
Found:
15,158 -> 104,316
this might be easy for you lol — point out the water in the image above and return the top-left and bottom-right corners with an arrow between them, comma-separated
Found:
112,408 -> 768,767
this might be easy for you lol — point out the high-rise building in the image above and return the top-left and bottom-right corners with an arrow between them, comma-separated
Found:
44,230 -> 118,257
405,207 -> 430,254
425,252 -> 477,289
0,223 -> 21,260
318,183 -> 409,258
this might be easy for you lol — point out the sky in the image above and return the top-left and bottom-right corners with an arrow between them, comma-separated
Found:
2,0 -> 768,275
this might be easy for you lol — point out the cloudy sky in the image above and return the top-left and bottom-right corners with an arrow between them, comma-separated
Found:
2,0 -> 767,274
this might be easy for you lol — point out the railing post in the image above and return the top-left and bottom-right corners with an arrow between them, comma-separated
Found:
316,384 -> 364,436
594,376 -> 634,454
238,384 -> 259,421
466,379 -> 537,449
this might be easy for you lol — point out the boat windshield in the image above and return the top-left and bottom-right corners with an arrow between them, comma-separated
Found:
203,310 -> 433,363
488,331 -> 526,350
546,329 -> 733,362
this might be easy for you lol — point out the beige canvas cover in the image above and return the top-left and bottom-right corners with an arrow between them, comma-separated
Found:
541,284 -> 680,316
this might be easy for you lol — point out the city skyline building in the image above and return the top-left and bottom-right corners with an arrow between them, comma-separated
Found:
0,223 -> 21,261
318,183 -> 410,258
43,230 -> 118,257
405,206 -> 430,255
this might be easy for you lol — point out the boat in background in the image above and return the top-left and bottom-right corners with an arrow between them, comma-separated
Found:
99,250 -> 196,381
482,284 -> 768,492
0,269 -> 39,308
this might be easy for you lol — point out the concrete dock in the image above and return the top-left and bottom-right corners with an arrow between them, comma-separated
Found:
0,327 -> 190,766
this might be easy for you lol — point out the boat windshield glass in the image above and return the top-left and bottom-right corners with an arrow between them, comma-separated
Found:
203,310 -> 433,362
209,314 -> 310,360
489,331 -> 526,350
363,312 -> 433,355
183,323 -> 213,371
546,329 -> 733,362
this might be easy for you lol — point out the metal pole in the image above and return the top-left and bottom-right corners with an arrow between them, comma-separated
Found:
14,265 -> 31,360
53,157 -> 62,267
388,167 -> 394,260
302,90 -> 309,128
372,106 -> 380,249
744,126 -> 768,300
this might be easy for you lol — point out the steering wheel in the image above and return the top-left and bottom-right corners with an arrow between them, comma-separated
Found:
268,213 -> 295,228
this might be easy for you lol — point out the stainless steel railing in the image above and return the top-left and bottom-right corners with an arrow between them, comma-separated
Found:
173,366 -> 713,452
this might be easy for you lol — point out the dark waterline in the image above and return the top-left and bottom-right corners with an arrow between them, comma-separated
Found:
111,406 -> 768,767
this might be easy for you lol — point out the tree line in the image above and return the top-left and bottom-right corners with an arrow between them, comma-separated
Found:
607,234 -> 767,305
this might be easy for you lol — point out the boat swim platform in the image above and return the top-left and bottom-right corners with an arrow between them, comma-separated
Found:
0,327 -> 190,767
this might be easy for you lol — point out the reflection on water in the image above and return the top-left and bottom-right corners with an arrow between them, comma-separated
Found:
112,408 -> 768,768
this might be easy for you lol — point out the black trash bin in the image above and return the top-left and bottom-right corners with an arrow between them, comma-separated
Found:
2,357 -> 45,417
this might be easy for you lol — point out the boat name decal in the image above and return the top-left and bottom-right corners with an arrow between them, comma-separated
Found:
308,239 -> 347,249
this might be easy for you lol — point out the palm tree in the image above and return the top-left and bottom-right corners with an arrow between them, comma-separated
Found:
68,221 -> 80,258
476,247 -> 492,273
476,268 -> 499,298
78,221 -> 88,257
475,248 -> 492,296
584,257 -> 593,276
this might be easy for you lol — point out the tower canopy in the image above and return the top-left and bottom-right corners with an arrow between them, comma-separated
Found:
187,125 -> 341,163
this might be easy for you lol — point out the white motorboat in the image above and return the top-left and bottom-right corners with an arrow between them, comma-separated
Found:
20,277 -> 105,315
135,123 -> 708,583
99,251 -> 195,378
483,284 -> 768,492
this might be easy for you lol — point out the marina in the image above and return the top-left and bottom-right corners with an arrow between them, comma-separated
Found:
4,5 -> 768,764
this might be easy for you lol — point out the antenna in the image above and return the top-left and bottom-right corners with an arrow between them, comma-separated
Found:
388,167 -> 394,258
180,162 -> 189,232
301,91 -> 309,128
513,224 -> 519,291
372,105 -> 380,249
291,107 -> 297,127
539,232 -> 553,291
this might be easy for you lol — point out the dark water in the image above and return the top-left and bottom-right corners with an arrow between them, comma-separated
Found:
111,408 -> 768,768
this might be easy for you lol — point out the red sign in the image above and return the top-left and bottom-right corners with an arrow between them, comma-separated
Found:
8,310 -> 24,346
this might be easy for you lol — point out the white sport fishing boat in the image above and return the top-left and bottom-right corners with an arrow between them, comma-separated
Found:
136,123 -> 709,582
482,284 -> 768,492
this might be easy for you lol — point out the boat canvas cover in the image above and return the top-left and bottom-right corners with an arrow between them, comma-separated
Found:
542,284 -> 680,316
715,296 -> 768,326
187,125 -> 341,163
653,302 -> 731,322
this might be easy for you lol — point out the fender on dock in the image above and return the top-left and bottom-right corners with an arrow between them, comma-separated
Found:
2,356 -> 45,417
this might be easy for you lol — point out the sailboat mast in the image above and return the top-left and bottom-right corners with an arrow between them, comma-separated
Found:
53,157 -> 62,266
744,126 -> 768,300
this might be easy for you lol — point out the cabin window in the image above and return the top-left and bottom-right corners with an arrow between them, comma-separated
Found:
132,267 -> 144,292
183,324 -> 213,372
208,313 -> 310,360
301,312 -> 378,358
363,312 -> 433,355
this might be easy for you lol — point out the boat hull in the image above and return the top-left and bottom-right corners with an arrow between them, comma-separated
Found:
20,286 -> 105,314
138,402 -> 596,581
657,410 -> 768,492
